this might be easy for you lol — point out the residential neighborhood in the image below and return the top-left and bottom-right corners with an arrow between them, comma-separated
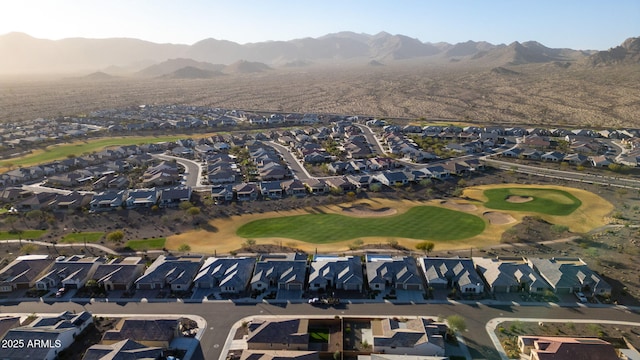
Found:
2,105 -> 640,360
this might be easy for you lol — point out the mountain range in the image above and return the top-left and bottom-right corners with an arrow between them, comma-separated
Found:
0,31 -> 637,75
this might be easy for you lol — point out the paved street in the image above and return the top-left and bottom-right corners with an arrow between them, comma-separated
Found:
268,141 -> 312,180
2,301 -> 638,360
154,153 -> 203,188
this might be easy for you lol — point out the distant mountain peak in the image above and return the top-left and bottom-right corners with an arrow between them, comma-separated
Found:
588,36 -> 640,66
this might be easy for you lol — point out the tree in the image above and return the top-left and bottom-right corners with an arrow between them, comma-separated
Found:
243,238 -> 256,249
369,183 -> 382,192
179,201 -> 194,210
106,230 -> 124,243
178,244 -> 191,252
446,315 -> 467,332
5,216 -> 18,231
25,209 -> 44,223
419,178 -> 432,187
416,241 -> 435,254
20,243 -> 38,254
186,207 -> 201,217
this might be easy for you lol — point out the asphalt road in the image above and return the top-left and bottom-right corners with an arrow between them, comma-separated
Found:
268,141 -> 311,180
154,154 -> 202,188
354,124 -> 386,156
2,301 -> 638,360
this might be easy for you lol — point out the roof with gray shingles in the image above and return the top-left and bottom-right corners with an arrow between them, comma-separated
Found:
474,257 -> 550,291
366,257 -> 423,288
527,258 -> 611,292
194,257 -> 255,289
246,319 -> 308,345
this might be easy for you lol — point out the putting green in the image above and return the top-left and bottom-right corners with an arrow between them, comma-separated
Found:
236,206 -> 485,243
483,187 -> 582,215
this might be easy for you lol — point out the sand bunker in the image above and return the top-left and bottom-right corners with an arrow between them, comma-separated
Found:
342,205 -> 397,217
483,211 -> 516,225
506,195 -> 533,203
441,200 -> 477,212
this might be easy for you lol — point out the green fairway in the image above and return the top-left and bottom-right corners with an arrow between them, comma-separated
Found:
60,232 -> 105,243
125,238 -> 166,250
0,135 -> 189,168
483,188 -> 582,215
236,206 -> 485,243
0,230 -> 47,240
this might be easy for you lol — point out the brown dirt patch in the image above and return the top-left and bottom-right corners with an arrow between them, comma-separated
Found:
506,195 -> 533,203
342,204 -> 397,217
483,211 -> 516,225
500,216 -> 572,244
441,200 -> 477,212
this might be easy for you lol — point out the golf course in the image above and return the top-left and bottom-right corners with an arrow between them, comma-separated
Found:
167,184 -> 614,254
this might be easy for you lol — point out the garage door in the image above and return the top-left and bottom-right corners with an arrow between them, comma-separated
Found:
287,283 -> 303,290
406,284 -> 422,291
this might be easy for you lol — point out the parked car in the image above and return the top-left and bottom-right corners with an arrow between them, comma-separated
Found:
55,287 -> 66,298
575,291 -> 588,303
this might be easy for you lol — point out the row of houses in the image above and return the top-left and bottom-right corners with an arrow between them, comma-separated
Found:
2,253 -> 608,298
501,147 -> 617,167
0,186 -> 192,212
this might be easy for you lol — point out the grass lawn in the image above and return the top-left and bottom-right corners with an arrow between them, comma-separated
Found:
60,232 -> 105,243
237,206 -> 485,243
309,328 -> 330,343
125,238 -> 166,251
0,230 -> 47,240
0,135 -> 192,170
482,188 -> 582,216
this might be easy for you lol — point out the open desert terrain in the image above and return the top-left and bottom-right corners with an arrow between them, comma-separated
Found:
2,61 -> 640,128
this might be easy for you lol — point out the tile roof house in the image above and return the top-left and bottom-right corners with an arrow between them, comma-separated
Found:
371,317 -> 446,356
304,178 -> 328,194
526,257 -> 611,295
234,183 -> 259,201
366,255 -> 424,291
82,339 -> 163,360
50,191 -> 92,211
0,311 -> 93,360
125,188 -> 159,208
260,181 -> 284,199
159,187 -> 192,208
374,171 -> 409,186
211,184 -> 234,203
135,255 -> 204,291
418,257 -> 484,294
246,318 -> 309,351
90,257 -> 145,291
35,255 -> 104,290
194,257 -> 255,293
281,179 -> 307,197
309,255 -> 364,292
101,318 -> 180,349
251,253 -> 308,292
0,255 -> 53,292
89,190 -> 126,212
473,257 -> 550,294
517,336 -> 619,360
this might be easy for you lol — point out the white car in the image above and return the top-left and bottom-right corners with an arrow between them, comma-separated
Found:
575,292 -> 588,303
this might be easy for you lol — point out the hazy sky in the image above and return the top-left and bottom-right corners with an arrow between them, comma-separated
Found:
1,0 -> 638,50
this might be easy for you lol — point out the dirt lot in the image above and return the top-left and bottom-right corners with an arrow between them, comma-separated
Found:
495,320 -> 640,359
